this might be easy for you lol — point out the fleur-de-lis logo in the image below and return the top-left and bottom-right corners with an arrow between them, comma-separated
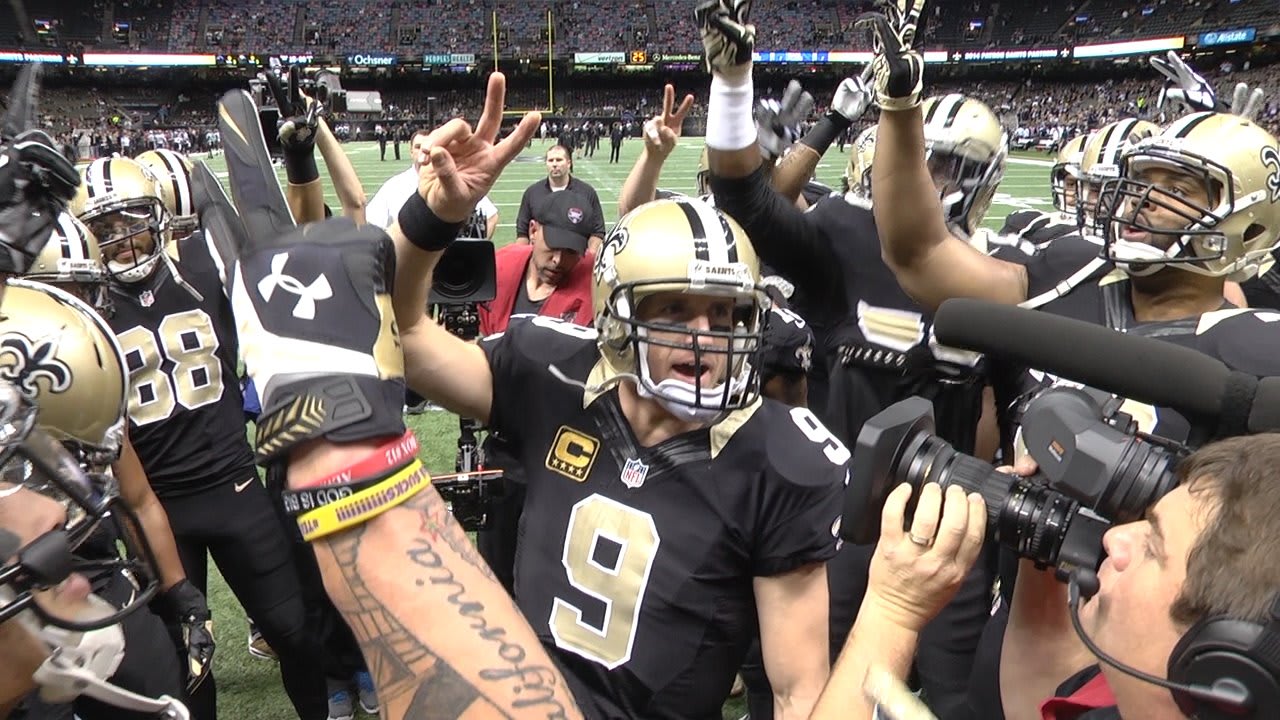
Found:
0,334 -> 72,398
1262,144 -> 1280,205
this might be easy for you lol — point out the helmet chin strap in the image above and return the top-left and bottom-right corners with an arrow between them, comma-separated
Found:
2,588 -> 189,718
634,340 -> 744,424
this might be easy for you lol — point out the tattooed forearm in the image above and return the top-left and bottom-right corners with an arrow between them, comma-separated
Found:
323,526 -> 507,718
408,538 -> 571,717
314,484 -> 581,720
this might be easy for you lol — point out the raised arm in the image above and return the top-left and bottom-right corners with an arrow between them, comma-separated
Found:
617,84 -> 695,216
317,117 -> 367,224
863,3 -> 1028,312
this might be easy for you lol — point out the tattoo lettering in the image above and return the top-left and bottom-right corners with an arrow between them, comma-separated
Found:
408,539 -> 571,718
326,527 -> 512,718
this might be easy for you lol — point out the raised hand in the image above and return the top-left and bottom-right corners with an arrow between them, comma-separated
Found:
413,72 -> 541,223
643,84 -> 696,159
1151,50 -> 1217,117
264,66 -> 320,155
754,79 -> 815,160
696,0 -> 755,79
0,64 -> 80,275
831,65 -> 876,122
858,0 -> 927,111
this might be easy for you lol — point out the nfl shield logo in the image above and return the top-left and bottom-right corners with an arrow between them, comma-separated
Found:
568,207 -> 584,224
620,458 -> 649,489
139,290 -> 155,307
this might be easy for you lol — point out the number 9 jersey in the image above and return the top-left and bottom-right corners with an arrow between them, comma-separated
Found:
481,316 -> 847,719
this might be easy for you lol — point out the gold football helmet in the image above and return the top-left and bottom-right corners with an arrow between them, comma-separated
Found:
70,157 -> 170,283
134,149 -> 197,241
921,94 -> 1008,236
1077,118 -> 1160,233
25,212 -> 112,316
0,279 -> 128,470
1051,133 -> 1090,218
1098,112 -> 1280,281
843,124 -> 877,200
593,197 -> 768,417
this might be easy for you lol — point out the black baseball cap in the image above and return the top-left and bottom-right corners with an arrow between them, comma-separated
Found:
534,191 -> 596,254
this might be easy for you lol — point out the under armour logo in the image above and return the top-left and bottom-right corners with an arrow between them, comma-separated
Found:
0,333 -> 72,398
257,252 -> 333,320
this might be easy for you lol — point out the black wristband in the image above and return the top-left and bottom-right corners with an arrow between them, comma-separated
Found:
397,191 -> 463,252
283,145 -> 320,185
799,112 -> 852,155
281,472 -> 388,516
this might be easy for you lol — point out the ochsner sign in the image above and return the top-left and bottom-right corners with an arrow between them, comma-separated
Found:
347,53 -> 396,67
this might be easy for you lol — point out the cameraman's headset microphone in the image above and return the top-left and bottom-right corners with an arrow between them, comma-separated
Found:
933,299 -> 1280,719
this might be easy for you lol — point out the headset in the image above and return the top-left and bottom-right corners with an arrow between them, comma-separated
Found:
1068,569 -> 1280,719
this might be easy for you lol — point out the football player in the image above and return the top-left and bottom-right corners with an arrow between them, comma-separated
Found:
704,51 -> 1002,715
996,132 -> 1092,253
71,157 -> 328,720
213,71 -> 587,720
388,192 -> 844,719
0,371 -> 188,720
25,212 -> 112,315
0,279 -> 207,720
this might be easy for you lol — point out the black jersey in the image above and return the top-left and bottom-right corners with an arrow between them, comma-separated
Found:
108,233 -> 253,498
480,317 -> 845,720
1006,234 -> 1280,443
710,168 -> 987,453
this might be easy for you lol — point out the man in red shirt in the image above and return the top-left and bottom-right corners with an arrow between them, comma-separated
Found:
479,190 -> 596,336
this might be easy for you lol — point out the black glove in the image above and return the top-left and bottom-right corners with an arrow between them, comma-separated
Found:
264,66 -> 321,183
859,0 -> 926,111
696,0 -> 755,79
0,64 -> 80,275
189,160 -> 406,463
156,579 -> 215,693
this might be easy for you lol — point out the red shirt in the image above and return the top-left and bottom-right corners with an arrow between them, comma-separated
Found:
478,244 -> 595,336
1041,669 -> 1120,720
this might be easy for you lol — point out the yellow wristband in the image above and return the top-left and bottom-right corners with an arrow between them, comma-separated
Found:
297,459 -> 431,542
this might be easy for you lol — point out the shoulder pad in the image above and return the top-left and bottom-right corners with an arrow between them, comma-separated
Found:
753,402 -> 852,488
1194,309 -> 1280,376
999,209 -> 1042,236
483,314 -> 599,367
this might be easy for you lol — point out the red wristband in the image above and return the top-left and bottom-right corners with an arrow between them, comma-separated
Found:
295,429 -> 420,488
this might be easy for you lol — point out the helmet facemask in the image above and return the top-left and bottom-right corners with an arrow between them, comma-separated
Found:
85,201 -> 169,284
925,138 -> 1005,236
0,384 -> 158,634
1097,145 -> 1266,279
600,278 -> 768,422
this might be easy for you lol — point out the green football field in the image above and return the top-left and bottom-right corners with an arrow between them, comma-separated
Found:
194,138 -> 1056,719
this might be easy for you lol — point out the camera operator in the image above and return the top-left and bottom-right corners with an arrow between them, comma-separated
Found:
816,433 -> 1280,720
479,190 -> 596,335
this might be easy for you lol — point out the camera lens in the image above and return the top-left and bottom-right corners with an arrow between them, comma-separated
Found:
844,396 -> 1109,573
